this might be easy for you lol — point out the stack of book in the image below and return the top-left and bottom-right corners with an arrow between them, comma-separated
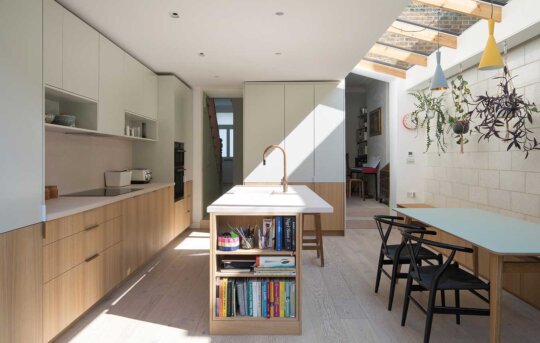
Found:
254,256 -> 295,276
216,277 -> 296,318
259,216 -> 296,251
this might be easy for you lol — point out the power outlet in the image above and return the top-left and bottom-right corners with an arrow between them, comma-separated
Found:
407,191 -> 416,198
406,152 -> 415,164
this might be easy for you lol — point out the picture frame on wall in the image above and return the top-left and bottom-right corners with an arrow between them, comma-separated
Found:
369,107 -> 382,137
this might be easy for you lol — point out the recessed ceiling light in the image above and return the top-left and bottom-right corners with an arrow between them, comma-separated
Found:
275,52 -> 282,55
169,12 -> 180,18
275,11 -> 284,16
214,75 -> 219,78
198,52 -> 205,57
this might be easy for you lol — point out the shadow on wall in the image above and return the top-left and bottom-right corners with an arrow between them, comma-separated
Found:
244,84 -> 345,182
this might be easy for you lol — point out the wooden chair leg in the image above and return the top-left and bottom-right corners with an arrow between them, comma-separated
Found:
315,213 -> 324,267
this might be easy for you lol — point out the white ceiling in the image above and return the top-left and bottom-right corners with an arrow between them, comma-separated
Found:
59,0 -> 408,97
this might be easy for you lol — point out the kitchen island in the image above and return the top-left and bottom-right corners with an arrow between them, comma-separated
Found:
207,185 -> 333,335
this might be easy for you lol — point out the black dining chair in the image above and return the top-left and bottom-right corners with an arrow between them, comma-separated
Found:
374,215 -> 443,311
400,231 -> 490,343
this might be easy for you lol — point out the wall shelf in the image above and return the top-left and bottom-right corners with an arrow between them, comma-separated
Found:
45,123 -> 157,142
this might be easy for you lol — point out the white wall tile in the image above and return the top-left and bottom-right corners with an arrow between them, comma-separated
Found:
479,169 -> 500,189
446,197 -> 461,208
487,188 -> 512,210
461,169 -> 479,186
505,45 -> 526,71
511,150 -> 540,172
499,171 -> 525,192
511,192 -> 540,217
452,183 -> 470,201
499,209 -> 526,220
439,181 -> 453,197
525,36 -> 540,64
433,193 -> 447,207
525,172 -> 540,195
469,186 -> 488,205
512,61 -> 540,89
489,151 -> 512,170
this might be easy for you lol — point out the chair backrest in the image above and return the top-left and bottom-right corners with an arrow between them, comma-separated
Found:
401,231 -> 474,289
373,215 -> 411,253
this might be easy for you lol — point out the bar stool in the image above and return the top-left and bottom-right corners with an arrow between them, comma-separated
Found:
302,213 -> 324,267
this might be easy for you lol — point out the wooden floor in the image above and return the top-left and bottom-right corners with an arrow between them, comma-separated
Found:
346,198 -> 389,229
56,229 -> 540,343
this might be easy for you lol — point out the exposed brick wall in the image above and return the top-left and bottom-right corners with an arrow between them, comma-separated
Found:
370,2 -> 480,69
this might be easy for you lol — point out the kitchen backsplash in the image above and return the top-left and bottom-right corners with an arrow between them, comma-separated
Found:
45,131 -> 133,195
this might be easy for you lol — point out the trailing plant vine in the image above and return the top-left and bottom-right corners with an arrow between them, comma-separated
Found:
410,90 -> 448,154
449,73 -> 474,152
473,66 -> 540,158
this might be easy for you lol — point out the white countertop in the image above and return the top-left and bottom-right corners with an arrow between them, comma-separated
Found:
207,185 -> 333,214
46,182 -> 174,221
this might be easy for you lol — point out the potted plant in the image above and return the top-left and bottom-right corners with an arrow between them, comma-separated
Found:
410,90 -> 449,154
473,66 -> 540,158
449,73 -> 474,153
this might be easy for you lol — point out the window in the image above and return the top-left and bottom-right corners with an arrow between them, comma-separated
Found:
217,111 -> 234,158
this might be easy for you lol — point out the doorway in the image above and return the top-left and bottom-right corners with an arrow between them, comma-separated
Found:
215,98 -> 243,193
345,73 -> 390,229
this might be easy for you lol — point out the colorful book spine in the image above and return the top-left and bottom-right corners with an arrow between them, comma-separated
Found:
275,216 -> 283,251
227,279 -> 233,317
291,217 -> 296,251
261,280 -> 267,317
273,281 -> 280,317
291,282 -> 296,317
222,278 -> 227,317
285,281 -> 290,318
269,281 -> 272,317
279,280 -> 285,318
283,217 -> 293,251
247,280 -> 253,317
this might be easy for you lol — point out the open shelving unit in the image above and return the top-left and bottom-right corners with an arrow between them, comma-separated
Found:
209,212 -> 302,335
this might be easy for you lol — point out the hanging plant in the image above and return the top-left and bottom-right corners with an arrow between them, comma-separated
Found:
473,66 -> 540,158
449,73 -> 475,153
410,90 -> 448,154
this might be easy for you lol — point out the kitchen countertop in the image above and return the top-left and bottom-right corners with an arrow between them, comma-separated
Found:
207,185 -> 333,214
46,182 -> 174,221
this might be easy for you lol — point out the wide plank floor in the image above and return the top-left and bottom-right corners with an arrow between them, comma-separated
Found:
56,229 -> 540,343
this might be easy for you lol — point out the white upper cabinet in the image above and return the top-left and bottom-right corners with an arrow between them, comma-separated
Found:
43,0 -> 62,89
62,10 -> 99,100
284,84 -> 315,182
123,53 -> 145,116
243,82 -> 345,184
1,0 -> 43,232
98,36 -> 124,135
244,83 -> 285,183
314,83 -> 345,182
43,2 -> 99,100
143,68 -> 158,120
123,54 -> 157,119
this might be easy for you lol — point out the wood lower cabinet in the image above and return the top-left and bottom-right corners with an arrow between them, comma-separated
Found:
44,186 -> 175,342
0,223 -> 43,343
122,186 -> 175,278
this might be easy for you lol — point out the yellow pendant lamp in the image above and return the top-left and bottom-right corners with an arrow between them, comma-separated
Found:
478,1 -> 503,70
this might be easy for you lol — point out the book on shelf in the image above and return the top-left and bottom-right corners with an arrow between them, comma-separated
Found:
275,216 -> 283,251
220,259 -> 255,273
216,278 -> 296,319
256,256 -> 295,268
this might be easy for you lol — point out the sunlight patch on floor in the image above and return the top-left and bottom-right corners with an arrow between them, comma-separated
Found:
174,231 -> 210,250
69,313 -> 211,343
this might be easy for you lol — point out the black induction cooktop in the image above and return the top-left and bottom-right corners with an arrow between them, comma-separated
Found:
64,188 -> 142,197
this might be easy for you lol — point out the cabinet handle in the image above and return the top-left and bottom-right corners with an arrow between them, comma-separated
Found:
85,224 -> 99,231
85,253 -> 99,262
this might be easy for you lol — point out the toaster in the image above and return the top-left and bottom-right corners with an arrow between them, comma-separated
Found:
130,169 -> 152,184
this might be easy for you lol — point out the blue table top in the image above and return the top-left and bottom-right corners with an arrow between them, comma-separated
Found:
394,208 -> 540,255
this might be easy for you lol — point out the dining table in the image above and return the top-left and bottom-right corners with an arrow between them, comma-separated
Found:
394,207 -> 540,343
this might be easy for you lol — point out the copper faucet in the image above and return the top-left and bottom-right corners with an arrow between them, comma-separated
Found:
262,144 -> 288,193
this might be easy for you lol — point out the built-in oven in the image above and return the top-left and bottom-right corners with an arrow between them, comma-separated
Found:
174,142 -> 185,201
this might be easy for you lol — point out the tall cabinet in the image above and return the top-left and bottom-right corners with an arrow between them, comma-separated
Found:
243,82 -> 345,234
